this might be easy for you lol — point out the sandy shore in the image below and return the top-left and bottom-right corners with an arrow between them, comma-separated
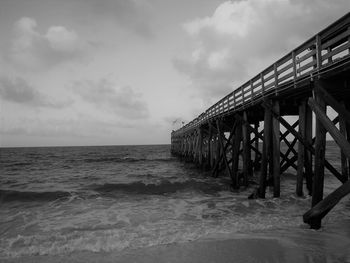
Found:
2,227 -> 350,263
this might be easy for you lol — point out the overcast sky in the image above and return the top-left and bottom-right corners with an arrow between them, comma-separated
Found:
0,0 -> 349,147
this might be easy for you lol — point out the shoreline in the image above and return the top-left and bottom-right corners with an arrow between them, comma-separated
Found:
3,226 -> 350,263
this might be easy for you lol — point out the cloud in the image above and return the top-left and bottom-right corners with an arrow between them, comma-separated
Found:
174,0 -> 349,102
8,17 -> 89,69
0,76 -> 69,108
90,0 -> 154,38
73,78 -> 149,119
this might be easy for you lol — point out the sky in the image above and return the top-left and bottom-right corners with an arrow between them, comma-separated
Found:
0,0 -> 349,147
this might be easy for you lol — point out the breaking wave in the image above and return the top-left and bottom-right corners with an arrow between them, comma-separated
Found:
90,180 -> 224,195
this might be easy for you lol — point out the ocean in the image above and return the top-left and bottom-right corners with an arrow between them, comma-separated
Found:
0,143 -> 350,262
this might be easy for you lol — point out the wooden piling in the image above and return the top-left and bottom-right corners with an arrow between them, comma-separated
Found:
254,122 -> 260,170
242,111 -> 250,186
259,104 -> 272,198
310,80 -> 327,229
305,103 -> 313,195
198,128 -> 203,167
297,101 -> 306,196
232,119 -> 242,189
339,103 -> 349,180
272,101 -> 281,198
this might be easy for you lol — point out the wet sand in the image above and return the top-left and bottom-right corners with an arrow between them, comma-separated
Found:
3,226 -> 350,263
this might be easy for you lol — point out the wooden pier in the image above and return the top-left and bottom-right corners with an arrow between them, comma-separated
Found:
171,13 -> 350,229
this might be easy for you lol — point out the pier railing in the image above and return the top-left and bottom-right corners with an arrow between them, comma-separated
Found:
173,13 -> 350,136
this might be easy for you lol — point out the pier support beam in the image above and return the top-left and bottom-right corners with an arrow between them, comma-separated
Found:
304,80 -> 350,228
305,104 -> 313,195
253,122 -> 261,171
259,104 -> 272,198
232,118 -> 242,189
310,82 -> 327,229
272,101 -> 281,197
339,102 -> 349,181
242,111 -> 251,186
297,101 -> 306,196
198,128 -> 203,167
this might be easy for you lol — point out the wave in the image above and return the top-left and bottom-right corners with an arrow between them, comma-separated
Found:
90,180 -> 223,196
83,156 -> 175,164
0,189 -> 72,203
3,162 -> 33,168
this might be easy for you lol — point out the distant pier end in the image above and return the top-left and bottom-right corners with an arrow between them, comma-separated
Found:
171,13 -> 350,229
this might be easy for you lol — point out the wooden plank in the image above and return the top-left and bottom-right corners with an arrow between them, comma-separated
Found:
315,83 -> 350,126
322,42 -> 350,60
232,119 -> 243,189
216,119 -> 233,179
277,61 -> 293,75
277,71 -> 294,83
260,73 -> 265,94
310,84 -> 327,229
242,111 -> 250,186
305,103 -> 313,194
280,120 -> 299,142
292,51 -> 297,79
297,49 -> 316,63
274,63 -> 278,93
281,155 -> 298,174
339,110 -> 349,180
297,101 -> 306,196
303,179 -> 350,229
280,136 -> 298,167
308,98 -> 350,160
254,122 -> 260,170
259,105 -> 272,198
212,122 -> 237,176
297,60 -> 316,73
316,34 -> 322,69
198,128 -> 203,166
322,27 -> 350,49
263,101 -> 347,184
272,101 -> 280,197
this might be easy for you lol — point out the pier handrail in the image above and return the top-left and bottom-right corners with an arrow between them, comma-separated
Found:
173,12 -> 350,136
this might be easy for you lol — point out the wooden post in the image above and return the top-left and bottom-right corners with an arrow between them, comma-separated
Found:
198,128 -> 203,167
217,119 -> 233,179
242,111 -> 250,186
215,132 -> 221,176
309,98 -> 350,161
254,122 -> 260,171
305,103 -> 313,195
297,101 -> 306,196
339,108 -> 349,180
210,124 -> 216,168
304,179 -> 350,227
259,105 -> 272,198
272,101 -> 280,197
232,120 -> 242,189
207,125 -> 212,169
310,80 -> 327,229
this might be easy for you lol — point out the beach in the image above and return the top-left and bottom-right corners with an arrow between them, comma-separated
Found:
1,144 -> 350,262
3,226 -> 350,263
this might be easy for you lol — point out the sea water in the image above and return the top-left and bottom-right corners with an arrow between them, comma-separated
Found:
0,143 -> 349,259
